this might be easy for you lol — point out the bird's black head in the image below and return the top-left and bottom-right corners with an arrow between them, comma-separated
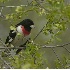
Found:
16,19 -> 35,32
22,19 -> 34,28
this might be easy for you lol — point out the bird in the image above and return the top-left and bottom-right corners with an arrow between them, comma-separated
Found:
5,19 -> 35,54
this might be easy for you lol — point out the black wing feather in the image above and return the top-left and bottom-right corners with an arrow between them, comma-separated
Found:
5,30 -> 17,45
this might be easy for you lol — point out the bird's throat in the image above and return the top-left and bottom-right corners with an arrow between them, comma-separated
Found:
21,26 -> 30,36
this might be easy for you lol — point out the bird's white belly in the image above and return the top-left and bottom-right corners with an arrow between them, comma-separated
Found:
11,33 -> 30,47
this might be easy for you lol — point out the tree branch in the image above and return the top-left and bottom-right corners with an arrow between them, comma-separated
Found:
35,0 -> 50,12
0,38 -> 70,52
0,0 -> 36,8
52,48 -> 64,68
41,43 -> 70,54
0,55 -> 13,69
0,7 -> 4,18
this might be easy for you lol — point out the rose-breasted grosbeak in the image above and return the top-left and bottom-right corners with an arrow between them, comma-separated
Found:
5,19 -> 35,54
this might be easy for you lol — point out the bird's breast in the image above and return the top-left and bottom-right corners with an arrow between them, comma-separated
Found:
21,26 -> 30,36
16,25 -> 30,36
11,33 -> 30,47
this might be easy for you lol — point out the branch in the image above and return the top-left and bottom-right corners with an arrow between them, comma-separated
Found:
41,43 -> 70,54
52,48 -> 64,68
0,0 -> 36,8
0,7 -> 4,18
35,0 -> 50,12
0,47 -> 26,49
33,25 -> 45,41
0,38 -> 16,64
42,42 -> 70,48
0,4 -> 38,8
56,42 -> 70,47
31,41 -> 70,54
0,55 -> 13,69
0,38 -> 70,51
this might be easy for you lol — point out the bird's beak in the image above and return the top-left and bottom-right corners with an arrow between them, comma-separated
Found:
30,25 -> 35,28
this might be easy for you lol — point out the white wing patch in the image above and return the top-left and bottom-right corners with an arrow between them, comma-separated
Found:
9,38 -> 13,42
12,30 -> 16,33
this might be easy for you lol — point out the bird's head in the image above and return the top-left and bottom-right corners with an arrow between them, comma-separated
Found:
16,19 -> 35,36
22,19 -> 35,29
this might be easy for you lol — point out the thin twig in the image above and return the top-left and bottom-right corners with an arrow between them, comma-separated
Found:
0,4 -> 39,8
0,7 -> 3,13
35,0 -> 50,12
0,47 -> 25,49
33,26 -> 45,41
62,47 -> 70,54
0,0 -> 36,8
0,38 -> 7,47
52,48 -> 64,68
0,7 -> 4,18
0,38 -> 70,51
56,42 -> 70,47
0,0 -> 42,8
0,38 -> 16,65
56,43 -> 70,53
52,48 -> 61,63
0,55 -> 13,69
42,43 -> 70,53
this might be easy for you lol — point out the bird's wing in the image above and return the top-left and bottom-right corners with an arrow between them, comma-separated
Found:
5,30 -> 17,46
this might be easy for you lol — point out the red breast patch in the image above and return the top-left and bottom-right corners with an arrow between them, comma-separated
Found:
21,26 -> 30,36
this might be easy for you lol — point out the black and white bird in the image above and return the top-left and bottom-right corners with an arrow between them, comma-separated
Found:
5,19 -> 35,54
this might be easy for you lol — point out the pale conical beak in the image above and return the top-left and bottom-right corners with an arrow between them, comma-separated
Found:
30,25 -> 35,28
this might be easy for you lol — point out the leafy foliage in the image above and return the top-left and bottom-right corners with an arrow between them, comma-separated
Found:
55,56 -> 70,69
10,43 -> 47,69
0,0 -> 11,3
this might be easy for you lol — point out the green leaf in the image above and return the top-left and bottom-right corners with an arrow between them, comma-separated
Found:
15,6 -> 23,13
22,63 -> 31,69
10,26 -> 16,30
